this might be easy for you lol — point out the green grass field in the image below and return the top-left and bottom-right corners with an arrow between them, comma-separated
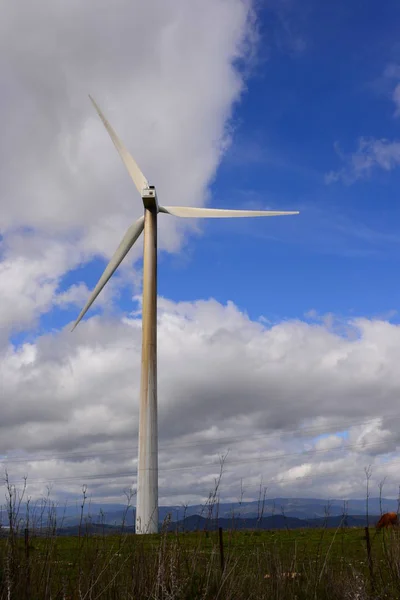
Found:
1,524 -> 399,599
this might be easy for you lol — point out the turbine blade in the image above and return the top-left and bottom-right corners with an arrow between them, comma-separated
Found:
71,216 -> 144,331
159,206 -> 299,218
89,95 -> 149,195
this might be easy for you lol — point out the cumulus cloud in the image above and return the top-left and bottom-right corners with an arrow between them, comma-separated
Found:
0,0 -> 256,235
0,234 -> 82,339
0,0 -> 257,335
2,299 -> 400,505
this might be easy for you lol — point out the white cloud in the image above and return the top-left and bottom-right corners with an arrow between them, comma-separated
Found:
326,63 -> 400,184
0,0 -> 258,335
54,283 -> 95,309
393,83 -> 400,117
314,434 -> 344,452
3,299 -> 400,505
325,137 -> 400,184
0,0 -> 256,236
383,63 -> 400,117
383,64 -> 400,79
0,234 -> 83,339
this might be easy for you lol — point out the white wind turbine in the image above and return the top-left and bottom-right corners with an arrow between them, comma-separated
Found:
72,96 -> 299,534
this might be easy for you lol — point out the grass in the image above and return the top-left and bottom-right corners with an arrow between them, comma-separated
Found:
1,517 -> 400,598
0,473 -> 400,598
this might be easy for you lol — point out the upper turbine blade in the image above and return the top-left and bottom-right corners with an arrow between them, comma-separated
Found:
159,206 -> 299,218
89,95 -> 149,195
71,216 -> 145,331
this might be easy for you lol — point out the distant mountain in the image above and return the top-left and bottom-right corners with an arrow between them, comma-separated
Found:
160,497 -> 398,522
1,497 -> 395,529
1,513 -> 375,537
166,514 -> 305,531
165,513 -> 375,532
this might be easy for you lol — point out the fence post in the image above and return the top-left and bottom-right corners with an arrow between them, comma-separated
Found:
218,526 -> 225,573
364,526 -> 375,592
24,527 -> 30,599
24,528 -> 29,558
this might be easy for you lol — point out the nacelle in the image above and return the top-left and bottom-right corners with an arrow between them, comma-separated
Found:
141,186 -> 159,212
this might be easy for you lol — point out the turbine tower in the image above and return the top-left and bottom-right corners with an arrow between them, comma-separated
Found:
72,96 -> 299,534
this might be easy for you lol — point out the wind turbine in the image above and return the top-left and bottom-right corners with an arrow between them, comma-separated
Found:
72,96 -> 299,534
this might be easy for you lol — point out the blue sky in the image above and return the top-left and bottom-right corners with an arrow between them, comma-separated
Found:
44,0 -> 400,330
193,0 -> 400,323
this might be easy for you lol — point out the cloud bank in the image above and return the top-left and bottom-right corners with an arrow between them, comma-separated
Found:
2,299 -> 400,504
